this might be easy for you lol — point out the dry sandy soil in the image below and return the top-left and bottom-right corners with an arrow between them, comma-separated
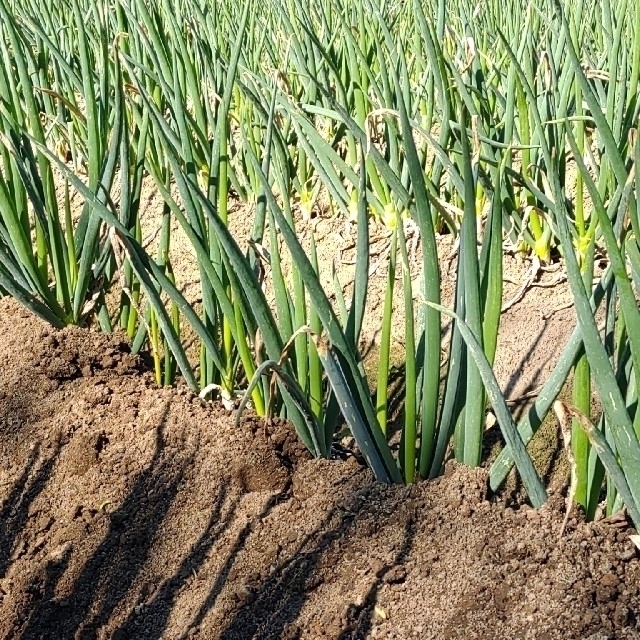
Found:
0,290 -> 639,640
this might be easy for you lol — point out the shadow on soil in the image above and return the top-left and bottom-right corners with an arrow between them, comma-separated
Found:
218,486 -> 416,640
112,482 -> 259,640
0,443 -> 61,580
3,386 -> 414,639
337,516 -> 415,640
13,403 -> 206,640
175,493 -> 282,639
502,320 -> 556,404
0,376 -> 63,582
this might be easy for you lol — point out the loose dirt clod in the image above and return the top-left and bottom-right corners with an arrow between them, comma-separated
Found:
0,297 -> 638,640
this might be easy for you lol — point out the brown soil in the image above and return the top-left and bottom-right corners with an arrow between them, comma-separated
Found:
0,298 -> 638,640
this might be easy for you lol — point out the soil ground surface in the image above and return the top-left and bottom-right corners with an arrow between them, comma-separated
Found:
0,297 -> 639,640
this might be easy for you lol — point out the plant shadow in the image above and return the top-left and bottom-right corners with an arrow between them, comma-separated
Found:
217,483 -> 416,640
0,442 -> 61,580
14,402 -> 199,640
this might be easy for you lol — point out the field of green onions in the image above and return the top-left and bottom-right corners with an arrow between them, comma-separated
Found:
1,0 -> 640,527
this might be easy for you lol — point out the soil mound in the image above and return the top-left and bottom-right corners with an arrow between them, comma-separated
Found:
0,298 -> 638,640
